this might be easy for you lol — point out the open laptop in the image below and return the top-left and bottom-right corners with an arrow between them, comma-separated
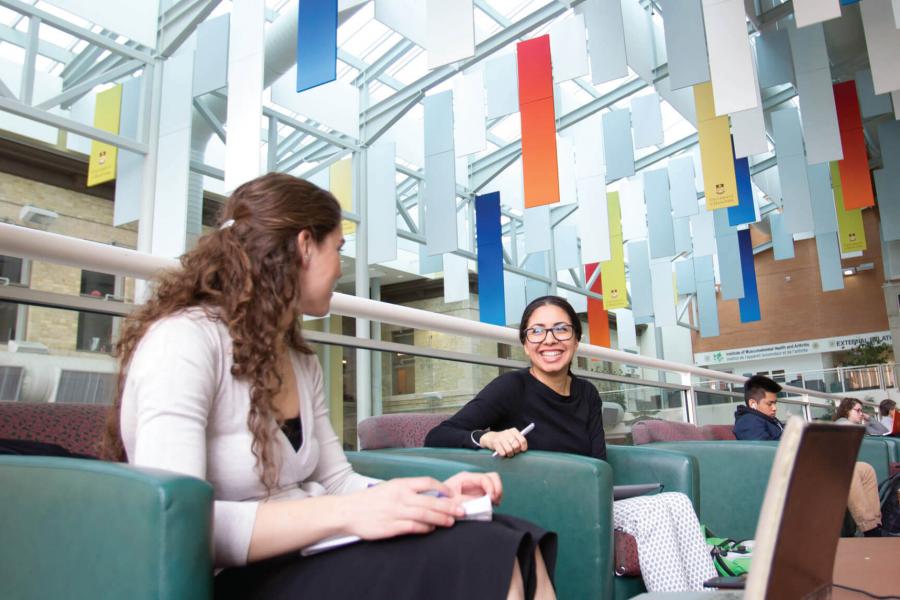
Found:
715,417 -> 866,600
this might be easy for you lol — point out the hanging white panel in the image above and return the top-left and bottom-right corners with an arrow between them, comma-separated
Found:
631,93 -> 664,149
650,260 -> 677,327
425,150 -> 458,255
375,0 -> 427,47
691,205 -> 716,256
613,309 -> 638,351
272,75 -> 360,139
193,15 -> 229,97
860,0 -> 900,95
481,159 -> 525,212
549,14 -> 589,83
674,216 -> 692,255
576,175 -> 610,263
855,69 -> 892,119
224,0 -> 264,193
367,142 -> 398,264
660,0 -> 710,91
602,109 -> 635,182
152,50 -> 194,258
577,0 -> 627,84
771,108 -> 814,234
807,162 -> 837,235
793,0 -> 841,28
485,53 -> 519,119
113,77 -> 143,227
557,136 -> 578,205
504,272 -> 527,325
554,224 -> 581,271
453,71 -> 487,157
669,157 -> 699,218
383,112 -> 424,166
675,259 -> 696,294
619,176 -> 647,241
43,0 -> 159,48
572,114 -> 605,179
755,28 -> 795,89
788,22 -> 842,165
524,206 -> 552,254
426,0 -> 475,69
730,51 -> 768,158
701,0 -> 759,115
443,253 -> 470,303
769,212 -> 795,260
644,168 -> 676,259
627,241 -> 654,321
620,0 -> 655,82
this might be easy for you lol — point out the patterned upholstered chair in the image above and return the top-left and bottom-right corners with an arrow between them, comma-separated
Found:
0,401 -> 109,457
357,412 -> 447,450
630,419 -> 712,445
702,424 -> 737,441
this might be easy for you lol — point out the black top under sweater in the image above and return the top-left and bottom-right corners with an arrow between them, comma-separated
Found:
424,368 -> 607,461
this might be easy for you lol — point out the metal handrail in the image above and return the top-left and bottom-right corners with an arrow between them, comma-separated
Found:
0,222 -> 845,407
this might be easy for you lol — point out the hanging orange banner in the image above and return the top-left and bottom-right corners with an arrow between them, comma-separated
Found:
517,35 -> 560,208
833,81 -> 874,210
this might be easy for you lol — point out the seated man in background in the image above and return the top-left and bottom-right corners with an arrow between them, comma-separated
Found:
880,399 -> 897,432
733,375 -> 885,537
732,375 -> 784,441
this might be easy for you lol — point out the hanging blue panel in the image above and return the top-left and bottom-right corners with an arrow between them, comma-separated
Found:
737,228 -> 761,323
475,192 -> 507,326
297,0 -> 337,92
728,139 -> 755,226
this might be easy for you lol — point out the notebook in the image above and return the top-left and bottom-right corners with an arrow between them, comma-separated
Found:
613,483 -> 663,501
730,417 -> 865,599
300,493 -> 493,557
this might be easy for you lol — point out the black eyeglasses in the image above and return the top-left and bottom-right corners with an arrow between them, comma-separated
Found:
524,323 -> 574,344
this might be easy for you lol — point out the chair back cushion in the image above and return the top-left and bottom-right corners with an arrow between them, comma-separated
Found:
631,419 -> 709,445
357,413 -> 448,450
0,402 -> 108,458
702,424 -> 737,441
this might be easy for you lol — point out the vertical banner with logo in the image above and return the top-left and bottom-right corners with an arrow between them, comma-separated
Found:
830,162 -> 867,253
87,84 -> 123,187
600,192 -> 628,309
693,82 -> 738,209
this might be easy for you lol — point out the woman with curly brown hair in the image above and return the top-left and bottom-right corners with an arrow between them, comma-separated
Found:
106,173 -> 556,600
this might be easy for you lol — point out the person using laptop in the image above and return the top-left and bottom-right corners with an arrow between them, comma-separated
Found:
425,295 -> 717,592
733,377 -> 885,537
878,399 -> 896,433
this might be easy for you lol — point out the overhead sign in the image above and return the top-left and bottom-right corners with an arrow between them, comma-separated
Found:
695,331 -> 893,365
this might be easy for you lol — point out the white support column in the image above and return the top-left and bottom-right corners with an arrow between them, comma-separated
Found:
371,277 -> 383,416
135,62 -> 163,303
354,146 -> 371,423
19,16 -> 40,105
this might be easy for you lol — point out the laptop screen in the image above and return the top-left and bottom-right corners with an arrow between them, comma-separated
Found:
745,418 -> 865,600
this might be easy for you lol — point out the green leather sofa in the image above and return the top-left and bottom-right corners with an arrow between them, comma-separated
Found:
376,444 -> 701,600
0,452 -> 486,600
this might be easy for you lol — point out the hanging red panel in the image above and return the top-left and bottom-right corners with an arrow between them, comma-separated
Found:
833,81 -> 874,209
585,262 -> 611,348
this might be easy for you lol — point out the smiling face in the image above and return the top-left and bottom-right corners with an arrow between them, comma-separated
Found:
296,226 -> 344,317
522,304 -> 578,379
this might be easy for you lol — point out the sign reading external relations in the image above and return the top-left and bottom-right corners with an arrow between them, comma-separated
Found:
695,331 -> 893,365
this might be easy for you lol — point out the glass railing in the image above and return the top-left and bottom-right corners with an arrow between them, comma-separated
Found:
0,222 -> 853,448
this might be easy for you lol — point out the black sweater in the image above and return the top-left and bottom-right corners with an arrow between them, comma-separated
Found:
424,368 -> 607,461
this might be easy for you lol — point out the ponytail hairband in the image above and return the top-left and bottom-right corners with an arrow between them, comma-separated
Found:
220,218 -> 235,230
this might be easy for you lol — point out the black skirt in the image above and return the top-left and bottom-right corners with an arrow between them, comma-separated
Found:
214,514 -> 556,600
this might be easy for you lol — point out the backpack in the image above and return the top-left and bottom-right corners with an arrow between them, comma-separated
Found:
878,473 -> 900,534
704,526 -> 753,577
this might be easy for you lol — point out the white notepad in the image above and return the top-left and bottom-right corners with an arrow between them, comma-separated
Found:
301,494 -> 493,556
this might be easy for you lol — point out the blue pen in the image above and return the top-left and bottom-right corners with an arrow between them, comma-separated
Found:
492,422 -> 535,457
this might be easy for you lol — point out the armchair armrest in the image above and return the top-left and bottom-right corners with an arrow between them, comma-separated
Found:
374,447 -> 614,600
346,450 -> 485,480
0,456 -> 213,600
606,445 -> 701,511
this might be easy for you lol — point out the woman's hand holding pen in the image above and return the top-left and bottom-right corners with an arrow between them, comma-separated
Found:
444,471 -> 503,504
344,477 -> 464,540
480,427 -> 529,458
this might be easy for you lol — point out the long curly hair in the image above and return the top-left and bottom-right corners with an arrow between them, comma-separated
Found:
102,173 -> 342,490
833,397 -> 862,421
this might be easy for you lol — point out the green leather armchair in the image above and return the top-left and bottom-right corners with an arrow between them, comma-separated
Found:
376,445 -> 700,600
0,452 -> 486,600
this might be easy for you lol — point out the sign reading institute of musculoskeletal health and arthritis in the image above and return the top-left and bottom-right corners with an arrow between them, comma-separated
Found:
694,332 -> 893,366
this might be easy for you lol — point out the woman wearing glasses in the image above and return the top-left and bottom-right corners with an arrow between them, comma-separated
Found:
834,397 -> 890,435
425,295 -> 717,592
